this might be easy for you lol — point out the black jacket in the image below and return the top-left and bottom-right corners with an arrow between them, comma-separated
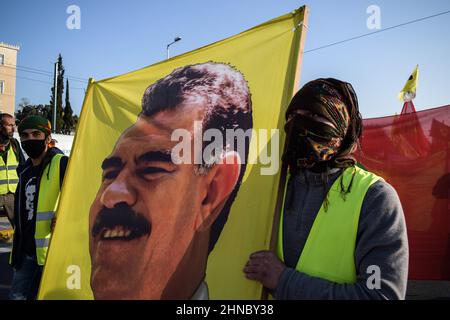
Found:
11,147 -> 68,268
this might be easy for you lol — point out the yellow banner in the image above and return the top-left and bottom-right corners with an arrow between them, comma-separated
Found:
39,6 -> 308,300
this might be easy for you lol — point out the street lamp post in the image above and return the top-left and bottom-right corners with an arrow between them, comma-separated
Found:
52,61 -> 58,133
166,37 -> 181,59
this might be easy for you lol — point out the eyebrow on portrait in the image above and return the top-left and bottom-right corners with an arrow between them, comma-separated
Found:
136,151 -> 173,164
101,157 -> 124,170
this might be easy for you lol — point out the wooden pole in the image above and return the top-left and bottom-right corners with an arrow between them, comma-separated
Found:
260,5 -> 309,300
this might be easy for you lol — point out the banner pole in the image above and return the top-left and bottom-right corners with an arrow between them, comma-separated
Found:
261,5 -> 309,300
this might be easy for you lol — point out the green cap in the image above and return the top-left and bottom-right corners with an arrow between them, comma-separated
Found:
18,115 -> 52,137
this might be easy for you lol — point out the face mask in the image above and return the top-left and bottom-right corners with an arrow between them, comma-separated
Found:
289,130 -> 342,169
289,135 -> 315,168
286,110 -> 343,168
21,139 -> 47,159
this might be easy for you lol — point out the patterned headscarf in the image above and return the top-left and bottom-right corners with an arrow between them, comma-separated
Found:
18,115 -> 52,137
284,78 -> 362,173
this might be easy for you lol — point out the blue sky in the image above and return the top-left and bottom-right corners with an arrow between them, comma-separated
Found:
1,0 -> 449,118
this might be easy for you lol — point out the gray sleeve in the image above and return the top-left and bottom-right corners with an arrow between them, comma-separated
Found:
274,180 -> 409,300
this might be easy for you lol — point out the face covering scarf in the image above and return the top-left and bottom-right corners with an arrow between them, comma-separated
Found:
21,139 -> 47,159
284,79 -> 353,170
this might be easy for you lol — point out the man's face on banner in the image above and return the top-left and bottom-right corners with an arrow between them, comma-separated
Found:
89,102 -> 240,299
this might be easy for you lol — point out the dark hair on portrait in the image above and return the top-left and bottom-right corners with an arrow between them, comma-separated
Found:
141,62 -> 253,253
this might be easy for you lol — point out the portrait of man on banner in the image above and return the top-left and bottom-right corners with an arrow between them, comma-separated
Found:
88,62 -> 253,299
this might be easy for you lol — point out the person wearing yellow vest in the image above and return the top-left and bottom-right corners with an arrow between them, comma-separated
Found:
244,78 -> 409,299
9,115 -> 68,300
0,113 -> 25,230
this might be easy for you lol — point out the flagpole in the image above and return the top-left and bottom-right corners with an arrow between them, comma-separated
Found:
261,5 -> 309,300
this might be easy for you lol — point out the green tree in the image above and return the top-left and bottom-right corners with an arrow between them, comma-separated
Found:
15,98 -> 52,123
17,54 -> 79,135
63,78 -> 75,134
73,114 -> 79,128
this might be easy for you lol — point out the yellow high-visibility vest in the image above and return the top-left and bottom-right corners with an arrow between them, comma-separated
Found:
34,153 -> 64,266
277,166 -> 382,284
0,146 -> 19,194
